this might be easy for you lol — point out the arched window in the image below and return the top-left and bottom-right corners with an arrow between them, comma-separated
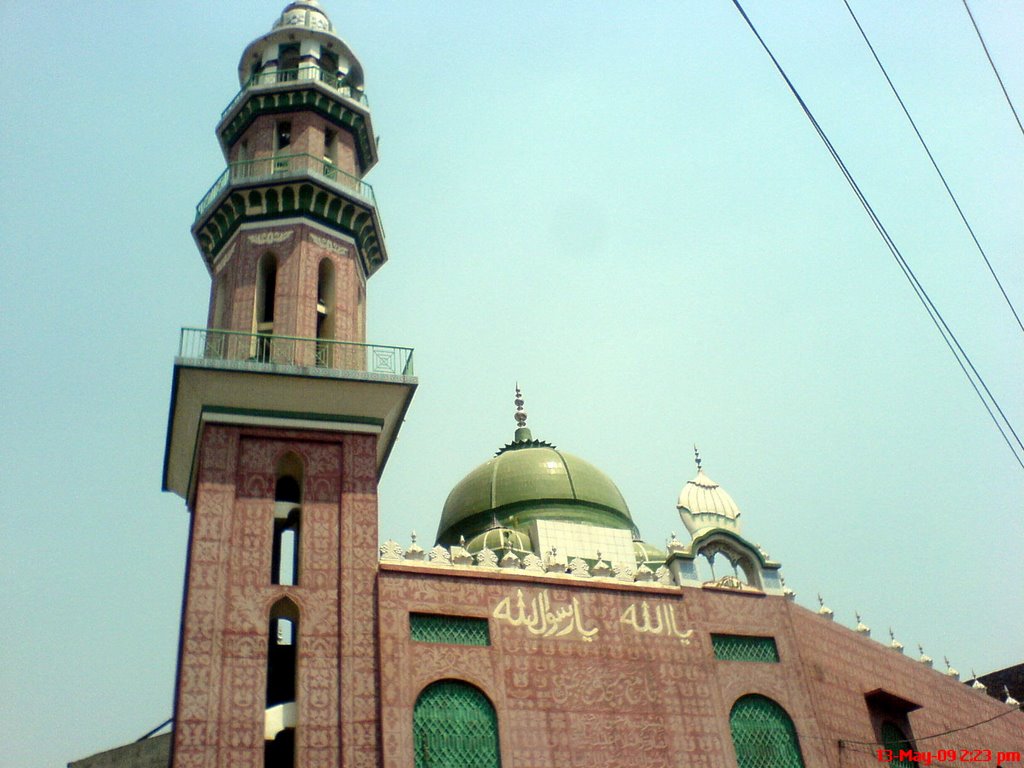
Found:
414,680 -> 500,768
265,598 -> 298,768
729,694 -> 805,768
278,43 -> 300,81
881,722 -> 915,767
272,455 -> 302,586
254,253 -> 277,361
315,258 -> 335,366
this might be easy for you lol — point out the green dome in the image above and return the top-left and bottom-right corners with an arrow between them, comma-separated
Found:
465,527 -> 533,556
436,436 -> 635,546
633,539 -> 667,566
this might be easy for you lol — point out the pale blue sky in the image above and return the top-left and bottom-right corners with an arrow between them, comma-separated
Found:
1,2 -> 1021,766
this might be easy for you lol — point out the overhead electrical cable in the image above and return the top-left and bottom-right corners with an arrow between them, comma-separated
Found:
843,0 -> 1024,336
728,0 -> 1024,469
961,0 -> 1024,139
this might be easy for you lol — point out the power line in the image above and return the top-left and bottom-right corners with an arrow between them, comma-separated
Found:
961,0 -> 1024,139
843,0 -> 1024,337
728,0 -> 1024,469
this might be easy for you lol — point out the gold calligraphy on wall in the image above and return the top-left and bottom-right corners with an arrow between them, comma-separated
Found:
492,589 -> 599,642
492,590 -> 695,645
619,601 -> 693,645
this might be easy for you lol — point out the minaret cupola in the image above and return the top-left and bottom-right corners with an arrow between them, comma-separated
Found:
236,1 -> 366,102
666,448 -> 784,594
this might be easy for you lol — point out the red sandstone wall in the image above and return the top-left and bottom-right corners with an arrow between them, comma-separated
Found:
788,605 -> 1023,765
210,224 -> 364,347
172,425 -> 380,768
377,567 -> 1023,768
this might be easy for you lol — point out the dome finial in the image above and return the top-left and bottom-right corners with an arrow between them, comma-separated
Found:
693,444 -> 702,472
513,383 -> 532,442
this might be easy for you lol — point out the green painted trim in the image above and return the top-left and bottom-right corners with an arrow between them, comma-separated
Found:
201,405 -> 385,427
193,178 -> 384,276
681,528 -> 773,568
161,365 -> 184,494
219,88 -> 374,172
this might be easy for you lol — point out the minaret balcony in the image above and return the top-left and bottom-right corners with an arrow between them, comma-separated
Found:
195,152 -> 375,222
178,327 -> 413,378
221,65 -> 368,122
164,327 -> 417,501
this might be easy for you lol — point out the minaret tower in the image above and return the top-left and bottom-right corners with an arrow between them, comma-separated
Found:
163,3 -> 415,766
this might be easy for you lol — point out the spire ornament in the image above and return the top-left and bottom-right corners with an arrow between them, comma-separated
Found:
496,384 -> 554,454
694,444 -> 702,472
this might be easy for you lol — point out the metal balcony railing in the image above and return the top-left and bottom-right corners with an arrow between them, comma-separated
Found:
221,65 -> 368,120
195,153 -> 375,220
178,327 -> 414,377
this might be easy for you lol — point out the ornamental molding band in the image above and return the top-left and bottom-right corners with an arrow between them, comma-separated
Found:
309,232 -> 347,255
219,90 -> 373,167
247,231 -> 293,246
193,182 -> 384,275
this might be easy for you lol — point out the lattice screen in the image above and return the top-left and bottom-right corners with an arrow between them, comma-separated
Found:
414,680 -> 501,768
410,613 -> 490,646
712,633 -> 780,662
730,694 -> 806,768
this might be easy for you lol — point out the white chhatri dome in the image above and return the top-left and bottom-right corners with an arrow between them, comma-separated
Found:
273,1 -> 334,33
677,457 -> 742,537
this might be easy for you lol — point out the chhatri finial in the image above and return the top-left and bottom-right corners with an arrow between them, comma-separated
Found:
512,384 -> 532,442
693,444 -> 702,472
514,384 -> 527,428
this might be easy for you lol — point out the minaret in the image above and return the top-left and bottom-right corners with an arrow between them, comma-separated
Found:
163,3 -> 415,766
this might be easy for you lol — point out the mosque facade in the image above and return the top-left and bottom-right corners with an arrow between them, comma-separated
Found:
71,2 -> 1022,767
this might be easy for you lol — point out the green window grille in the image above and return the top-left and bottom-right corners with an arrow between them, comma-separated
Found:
730,694 -> 806,768
712,634 -> 780,663
881,722 -> 915,767
414,680 -> 501,768
410,613 -> 490,646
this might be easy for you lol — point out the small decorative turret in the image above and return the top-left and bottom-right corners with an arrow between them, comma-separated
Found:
1004,685 -> 1020,708
970,670 -> 986,693
677,447 -> 741,536
944,657 -> 960,681
781,575 -> 796,601
917,644 -> 933,668
854,611 -> 870,637
817,594 -> 834,620
888,628 -> 904,653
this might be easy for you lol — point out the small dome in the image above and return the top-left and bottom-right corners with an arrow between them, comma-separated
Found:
633,539 -> 667,566
236,1 -> 365,89
678,467 -> 740,518
274,1 -> 333,33
678,465 -> 741,537
465,527 -> 532,556
436,430 -> 634,546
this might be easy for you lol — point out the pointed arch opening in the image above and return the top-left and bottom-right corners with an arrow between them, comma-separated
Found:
254,252 -> 277,361
265,597 -> 298,768
413,680 -> 500,768
315,258 -> 335,366
729,694 -> 805,768
272,454 -> 303,586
